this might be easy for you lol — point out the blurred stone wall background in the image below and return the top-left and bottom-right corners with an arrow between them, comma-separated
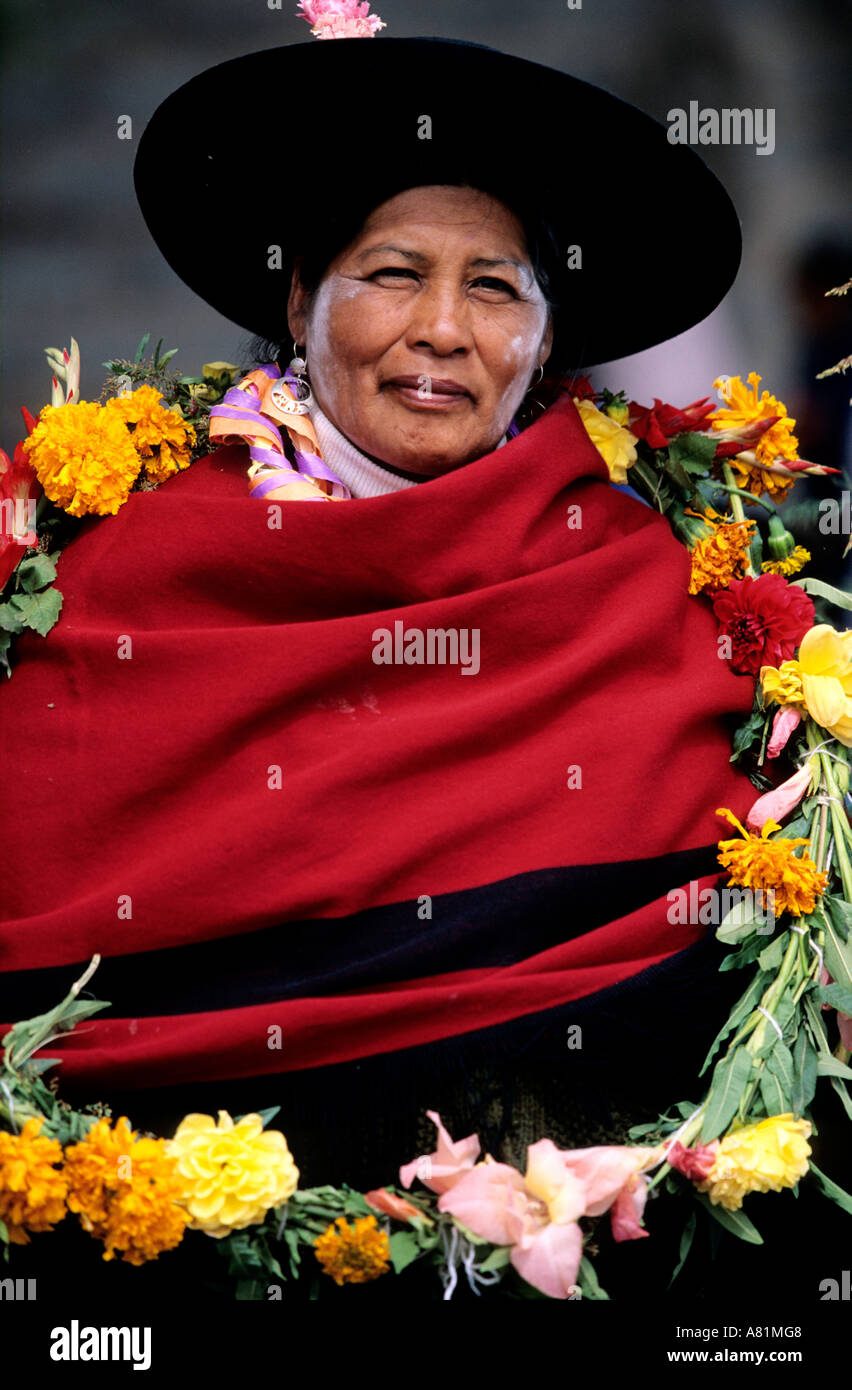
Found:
2,0 -> 851,470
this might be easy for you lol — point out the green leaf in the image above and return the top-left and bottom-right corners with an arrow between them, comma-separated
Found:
719,937 -> 767,972
0,601 -> 25,634
758,933 -> 789,972
700,973 -> 766,1076
701,1046 -> 754,1142
478,1245 -> 512,1274
791,577 -> 852,612
695,1193 -> 763,1244
759,1068 -> 786,1116
388,1230 -> 422,1275
7,588 -> 63,636
826,896 -> 852,944
816,1056 -> 852,1080
824,910 -> 852,998
158,348 -> 179,367
765,1040 -> 796,1102
0,1218 -> 8,1246
15,554 -> 58,593
716,896 -> 761,945
668,1211 -> 696,1289
792,1029 -> 819,1114
577,1254 -> 610,1300
829,1075 -> 852,1122
730,708 -> 769,763
668,431 -> 718,472
818,982 -> 852,1015
134,333 -> 150,363
809,1161 -> 852,1217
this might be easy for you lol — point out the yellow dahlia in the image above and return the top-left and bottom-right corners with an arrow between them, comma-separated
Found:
64,1116 -> 189,1265
575,397 -> 638,484
687,511 -> 756,595
314,1213 -> 391,1285
23,400 -> 142,516
167,1110 -> 299,1237
104,385 -> 195,483
715,807 -> 827,917
761,624 -> 852,746
761,547 -> 810,577
0,1117 -> 67,1244
698,1115 -> 811,1211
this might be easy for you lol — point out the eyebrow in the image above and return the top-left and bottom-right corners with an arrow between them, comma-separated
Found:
355,243 -> 533,281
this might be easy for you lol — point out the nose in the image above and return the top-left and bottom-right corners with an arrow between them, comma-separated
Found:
405,278 -> 473,357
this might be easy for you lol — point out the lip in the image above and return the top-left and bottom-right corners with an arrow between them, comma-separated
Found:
385,375 -> 472,399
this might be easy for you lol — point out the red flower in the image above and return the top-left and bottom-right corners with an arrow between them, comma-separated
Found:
562,374 -> 596,402
711,574 -> 815,676
0,438 -> 41,591
667,1140 -> 719,1182
628,397 -> 715,449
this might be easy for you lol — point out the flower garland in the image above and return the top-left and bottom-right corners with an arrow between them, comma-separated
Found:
1,328 -> 851,1299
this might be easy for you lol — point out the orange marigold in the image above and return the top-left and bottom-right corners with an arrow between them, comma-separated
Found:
687,511 -> 756,595
715,807 -> 828,918
104,385 -> 195,483
313,1213 -> 391,1285
710,373 -> 799,466
64,1116 -> 189,1265
0,1117 -> 67,1244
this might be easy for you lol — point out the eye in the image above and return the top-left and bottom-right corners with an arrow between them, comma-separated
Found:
368,266 -> 419,282
471,276 -> 518,297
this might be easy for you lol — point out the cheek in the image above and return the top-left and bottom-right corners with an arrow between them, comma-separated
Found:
309,283 -> 400,372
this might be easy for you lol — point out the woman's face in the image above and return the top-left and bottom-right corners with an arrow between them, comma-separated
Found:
287,185 -> 554,478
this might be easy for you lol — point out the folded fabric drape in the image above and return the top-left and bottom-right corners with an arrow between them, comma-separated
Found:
0,394 -> 755,1092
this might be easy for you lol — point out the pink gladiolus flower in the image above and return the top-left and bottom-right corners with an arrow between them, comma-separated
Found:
667,1139 -> 720,1181
767,706 -> 802,759
399,1111 -> 480,1195
298,0 -> 385,38
364,1188 -> 424,1223
746,760 -> 814,832
438,1139 -> 661,1300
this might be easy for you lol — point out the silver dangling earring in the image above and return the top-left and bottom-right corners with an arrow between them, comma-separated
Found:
524,363 -> 546,413
269,341 -> 313,416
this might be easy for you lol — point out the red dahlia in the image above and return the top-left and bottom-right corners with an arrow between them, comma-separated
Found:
711,574 -> 815,676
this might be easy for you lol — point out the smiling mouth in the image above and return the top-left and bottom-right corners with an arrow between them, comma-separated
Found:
384,377 -> 473,409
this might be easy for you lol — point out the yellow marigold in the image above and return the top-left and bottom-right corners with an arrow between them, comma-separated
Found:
710,373 -> 799,466
715,807 -> 827,917
761,624 -> 852,747
23,400 -> 142,516
698,1115 -> 811,1211
725,453 -> 796,503
166,1110 -> 299,1238
314,1213 -> 391,1285
575,397 -> 638,484
0,1117 -> 67,1245
104,386 -> 195,483
64,1116 -> 189,1265
761,546 -> 810,577
687,510 -> 756,595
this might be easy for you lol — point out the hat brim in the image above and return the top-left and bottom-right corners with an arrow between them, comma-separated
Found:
134,36 -> 741,368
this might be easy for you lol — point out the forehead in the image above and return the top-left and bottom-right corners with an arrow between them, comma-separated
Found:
347,185 -> 531,259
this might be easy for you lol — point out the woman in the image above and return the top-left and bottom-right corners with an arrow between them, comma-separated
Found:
2,33 -> 792,1297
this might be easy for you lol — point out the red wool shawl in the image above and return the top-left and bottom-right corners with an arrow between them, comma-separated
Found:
0,394 -> 755,1088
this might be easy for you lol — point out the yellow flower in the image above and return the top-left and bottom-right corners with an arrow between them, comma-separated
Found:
314,1214 -> 391,1285
23,400 -> 142,516
575,398 -> 638,484
761,547 -> 810,577
698,1115 -> 811,1210
686,509 -> 756,594
64,1116 -> 189,1265
104,385 -> 195,483
761,624 -> 852,746
715,807 -> 827,917
166,1110 -> 299,1237
0,1117 -> 67,1244
710,373 -> 799,466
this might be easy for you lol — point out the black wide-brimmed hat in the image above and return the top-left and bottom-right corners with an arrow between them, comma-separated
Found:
134,36 -> 741,368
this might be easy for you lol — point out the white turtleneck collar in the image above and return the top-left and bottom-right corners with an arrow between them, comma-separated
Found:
309,399 -> 508,499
